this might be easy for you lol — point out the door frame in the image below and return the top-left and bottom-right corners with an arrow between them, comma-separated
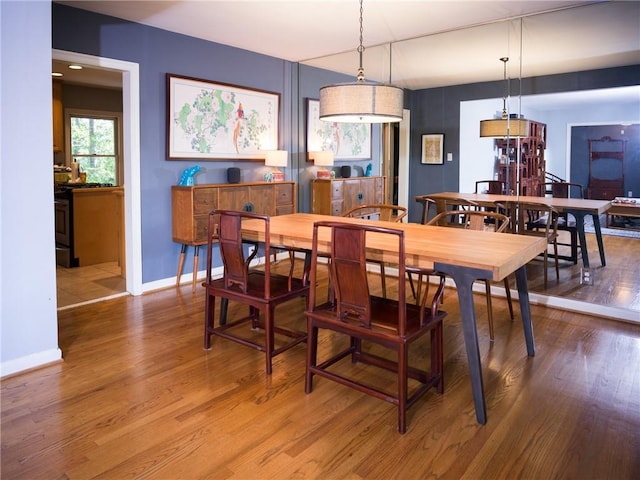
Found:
53,49 -> 142,295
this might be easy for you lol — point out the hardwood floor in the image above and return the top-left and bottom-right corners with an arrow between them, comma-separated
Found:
4,261 -> 640,479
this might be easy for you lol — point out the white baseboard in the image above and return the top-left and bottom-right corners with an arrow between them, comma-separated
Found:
1,348 -> 63,378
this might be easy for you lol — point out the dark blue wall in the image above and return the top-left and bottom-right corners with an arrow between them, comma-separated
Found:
570,124 -> 640,197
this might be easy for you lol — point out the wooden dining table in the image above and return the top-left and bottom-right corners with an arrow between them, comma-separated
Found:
241,213 -> 547,424
418,192 -> 612,269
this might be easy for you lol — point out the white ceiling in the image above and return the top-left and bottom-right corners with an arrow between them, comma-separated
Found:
53,1 -> 640,106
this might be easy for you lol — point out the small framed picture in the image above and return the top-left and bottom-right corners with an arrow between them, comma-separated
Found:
421,134 -> 444,165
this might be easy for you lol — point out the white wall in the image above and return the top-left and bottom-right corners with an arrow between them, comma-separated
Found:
459,98 -> 503,193
1,1 -> 62,376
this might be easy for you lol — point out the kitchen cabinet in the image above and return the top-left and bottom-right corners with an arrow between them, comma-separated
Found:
73,187 -> 124,267
310,176 -> 386,216
52,80 -> 63,152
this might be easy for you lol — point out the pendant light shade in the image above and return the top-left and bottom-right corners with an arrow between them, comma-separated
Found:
480,117 -> 529,138
320,82 -> 404,123
319,0 -> 403,124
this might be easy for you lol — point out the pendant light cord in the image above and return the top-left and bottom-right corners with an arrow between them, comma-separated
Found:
357,0 -> 365,82
501,57 -> 509,119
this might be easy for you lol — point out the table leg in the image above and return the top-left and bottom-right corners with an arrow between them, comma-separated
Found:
567,209 -> 606,269
434,263 -> 490,424
591,213 -> 606,266
514,265 -> 535,356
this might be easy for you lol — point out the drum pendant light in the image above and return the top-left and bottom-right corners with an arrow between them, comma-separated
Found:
480,57 -> 529,138
319,0 -> 403,124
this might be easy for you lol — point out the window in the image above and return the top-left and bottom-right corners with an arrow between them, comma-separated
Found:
66,110 -> 122,185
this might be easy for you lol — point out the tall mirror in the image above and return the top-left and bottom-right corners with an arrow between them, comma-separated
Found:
459,8 -> 639,318
303,3 -> 639,320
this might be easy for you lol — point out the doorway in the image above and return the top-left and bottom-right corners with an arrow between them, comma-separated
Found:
382,109 -> 410,209
52,49 -> 143,307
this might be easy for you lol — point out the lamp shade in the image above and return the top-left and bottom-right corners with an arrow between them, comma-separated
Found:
264,150 -> 288,167
313,151 -> 334,167
479,118 -> 529,138
319,82 -> 404,123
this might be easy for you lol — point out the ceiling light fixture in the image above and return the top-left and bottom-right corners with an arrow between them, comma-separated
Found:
68,64 -> 83,70
319,0 -> 403,124
479,57 -> 529,138
52,72 -> 63,77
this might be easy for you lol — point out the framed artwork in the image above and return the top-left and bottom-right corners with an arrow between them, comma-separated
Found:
306,99 -> 371,161
166,74 -> 279,160
421,134 -> 444,165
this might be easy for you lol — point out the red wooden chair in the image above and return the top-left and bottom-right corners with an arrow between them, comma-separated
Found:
428,209 -> 514,340
305,221 -> 447,433
203,210 -> 309,374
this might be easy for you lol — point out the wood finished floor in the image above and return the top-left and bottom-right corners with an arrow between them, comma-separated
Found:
5,261 -> 640,479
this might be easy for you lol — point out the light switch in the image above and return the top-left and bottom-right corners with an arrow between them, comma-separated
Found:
447,152 -> 453,162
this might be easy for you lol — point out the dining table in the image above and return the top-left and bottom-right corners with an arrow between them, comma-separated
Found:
241,213 -> 547,424
417,192 -> 612,269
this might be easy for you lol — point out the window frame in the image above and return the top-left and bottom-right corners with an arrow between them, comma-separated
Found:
64,108 -> 124,186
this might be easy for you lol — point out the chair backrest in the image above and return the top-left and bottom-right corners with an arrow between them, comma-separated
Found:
428,209 -> 509,233
517,202 -> 559,238
308,221 -> 407,332
475,180 -> 505,194
342,204 -> 407,223
539,181 -> 584,199
425,198 -> 480,227
206,209 -> 270,294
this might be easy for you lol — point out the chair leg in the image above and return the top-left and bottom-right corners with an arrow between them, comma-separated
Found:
484,280 -> 495,341
204,293 -> 216,349
504,277 -> 514,321
305,323 -> 318,393
398,343 -> 408,434
432,323 -> 444,394
264,306 -> 274,375
407,272 -> 417,301
553,240 -> 560,282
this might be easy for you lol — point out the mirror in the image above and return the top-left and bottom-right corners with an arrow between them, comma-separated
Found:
302,5 -> 640,319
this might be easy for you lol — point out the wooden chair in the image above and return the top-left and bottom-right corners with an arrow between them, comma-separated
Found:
202,210 -> 309,374
410,196 -> 480,302
341,204 -> 408,298
305,221 -> 447,434
475,179 -> 506,194
427,209 -> 514,341
519,202 -> 561,288
537,181 -> 584,264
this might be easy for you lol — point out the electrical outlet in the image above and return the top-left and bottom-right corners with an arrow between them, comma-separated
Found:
580,268 -> 594,286
628,190 -> 633,197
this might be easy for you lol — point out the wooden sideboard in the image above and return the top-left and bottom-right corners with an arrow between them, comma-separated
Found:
310,176 -> 386,216
171,181 -> 296,290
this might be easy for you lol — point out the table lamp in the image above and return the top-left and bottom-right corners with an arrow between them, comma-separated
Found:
264,150 -> 287,182
313,151 -> 334,178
